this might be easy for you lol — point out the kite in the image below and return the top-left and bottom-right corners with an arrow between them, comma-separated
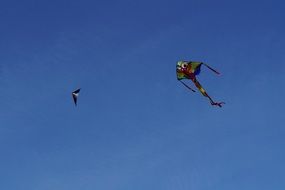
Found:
176,61 -> 225,107
72,88 -> 81,106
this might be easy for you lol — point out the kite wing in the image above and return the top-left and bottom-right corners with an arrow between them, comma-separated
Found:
176,61 -> 204,92
176,61 -> 203,80
72,88 -> 81,106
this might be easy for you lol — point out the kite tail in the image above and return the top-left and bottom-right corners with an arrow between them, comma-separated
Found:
211,101 -> 225,107
179,80 -> 196,92
192,78 -> 225,107
203,63 -> 220,75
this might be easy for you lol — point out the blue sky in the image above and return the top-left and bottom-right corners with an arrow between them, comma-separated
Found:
0,0 -> 284,189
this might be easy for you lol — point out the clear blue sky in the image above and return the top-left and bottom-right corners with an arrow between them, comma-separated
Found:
1,0 -> 284,189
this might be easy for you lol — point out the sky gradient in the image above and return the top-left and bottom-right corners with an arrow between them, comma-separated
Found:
0,0 -> 285,189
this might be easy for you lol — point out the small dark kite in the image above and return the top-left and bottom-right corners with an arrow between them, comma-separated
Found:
72,88 -> 81,106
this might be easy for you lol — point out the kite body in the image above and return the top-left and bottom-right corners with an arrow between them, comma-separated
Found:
176,61 -> 225,107
72,88 -> 81,106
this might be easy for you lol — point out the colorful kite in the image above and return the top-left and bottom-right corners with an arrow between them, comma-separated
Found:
176,61 -> 225,107
72,88 -> 81,106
